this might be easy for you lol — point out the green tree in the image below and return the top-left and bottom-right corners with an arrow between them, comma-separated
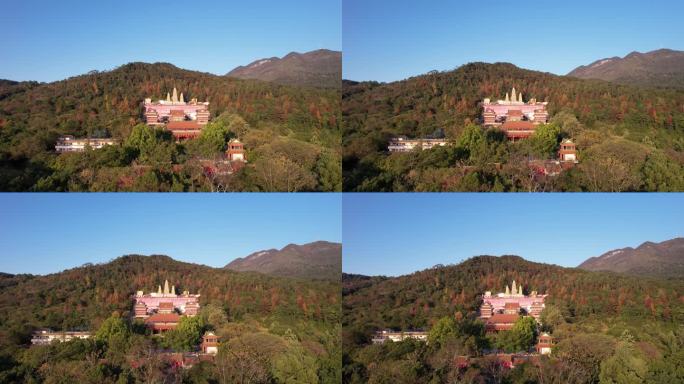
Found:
599,332 -> 648,384
539,304 -> 565,332
165,315 -> 204,351
314,150 -> 342,192
502,316 -> 537,352
428,316 -> 457,348
124,124 -> 174,164
641,150 -> 683,191
200,303 -> 229,330
456,125 -> 486,163
531,123 -> 561,158
271,345 -> 319,384
198,120 -> 231,156
95,312 -> 130,345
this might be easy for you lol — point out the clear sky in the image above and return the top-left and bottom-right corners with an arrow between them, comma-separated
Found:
343,193 -> 684,277
343,0 -> 684,82
0,193 -> 341,275
0,0 -> 341,82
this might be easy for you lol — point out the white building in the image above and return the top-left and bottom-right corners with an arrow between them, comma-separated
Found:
372,329 -> 429,344
55,136 -> 119,152
31,329 -> 92,345
388,136 -> 448,152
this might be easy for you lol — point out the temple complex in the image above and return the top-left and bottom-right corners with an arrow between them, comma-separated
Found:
481,87 -> 549,140
133,280 -> 200,333
479,280 -> 547,326
143,88 -> 210,140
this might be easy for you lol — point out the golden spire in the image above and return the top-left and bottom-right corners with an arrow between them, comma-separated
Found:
518,92 -> 523,103
164,280 -> 170,295
505,92 -> 510,102
511,87 -> 517,102
172,88 -> 178,103
166,92 -> 171,102
157,285 -> 162,294
180,93 -> 184,103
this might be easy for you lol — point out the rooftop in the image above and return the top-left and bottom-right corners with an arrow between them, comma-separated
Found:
487,314 -> 520,324
145,313 -> 181,323
501,121 -> 536,130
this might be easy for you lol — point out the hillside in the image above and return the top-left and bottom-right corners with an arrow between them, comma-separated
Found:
0,254 -> 341,383
343,255 -> 684,331
342,255 -> 684,384
0,254 -> 339,333
0,62 -> 341,192
568,49 -> 684,89
579,238 -> 684,278
225,241 -> 342,280
227,49 -> 342,89
343,62 -> 684,192
342,273 -> 389,295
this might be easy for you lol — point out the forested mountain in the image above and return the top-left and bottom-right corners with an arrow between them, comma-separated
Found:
0,254 -> 341,383
579,238 -> 684,278
342,273 -> 389,295
225,241 -> 342,281
227,49 -> 342,89
568,49 -> 684,89
343,255 -> 684,383
343,62 -> 684,192
0,61 -> 341,192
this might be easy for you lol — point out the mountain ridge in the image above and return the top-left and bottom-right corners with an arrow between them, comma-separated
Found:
578,237 -> 684,278
567,48 -> 684,88
225,240 -> 342,280
227,49 -> 341,88
0,253 -> 339,333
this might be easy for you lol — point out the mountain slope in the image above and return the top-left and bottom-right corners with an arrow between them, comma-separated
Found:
227,49 -> 341,88
343,255 -> 684,331
568,49 -> 684,88
578,238 -> 684,278
342,62 -> 684,192
225,241 -> 341,280
0,61 -> 341,192
0,254 -> 340,334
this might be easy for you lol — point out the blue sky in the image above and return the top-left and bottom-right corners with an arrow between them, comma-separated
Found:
0,193 -> 341,275
343,193 -> 684,276
0,0 -> 341,82
343,0 -> 684,82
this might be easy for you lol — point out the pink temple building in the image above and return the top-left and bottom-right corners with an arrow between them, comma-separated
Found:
481,87 -> 549,140
133,280 -> 200,319
143,88 -> 210,140
479,280 -> 547,321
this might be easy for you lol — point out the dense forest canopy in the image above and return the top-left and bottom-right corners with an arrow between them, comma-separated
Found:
342,256 -> 684,383
343,62 -> 684,192
0,62 -> 341,191
0,254 -> 341,383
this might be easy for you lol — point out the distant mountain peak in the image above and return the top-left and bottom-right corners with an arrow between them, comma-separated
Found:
226,49 -> 341,88
578,238 -> 684,278
568,48 -> 684,88
224,241 -> 341,280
